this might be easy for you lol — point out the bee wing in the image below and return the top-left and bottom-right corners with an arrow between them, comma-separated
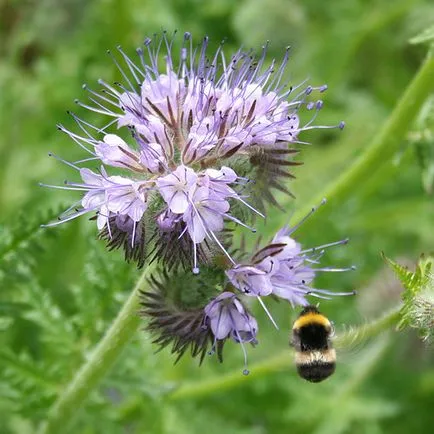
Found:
333,323 -> 371,365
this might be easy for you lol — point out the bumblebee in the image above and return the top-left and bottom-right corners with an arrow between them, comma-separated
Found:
291,305 -> 336,383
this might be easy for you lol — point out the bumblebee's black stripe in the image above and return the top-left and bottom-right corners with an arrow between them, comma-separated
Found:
297,361 -> 336,383
293,323 -> 331,351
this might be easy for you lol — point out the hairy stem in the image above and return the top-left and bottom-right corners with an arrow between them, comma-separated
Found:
168,306 -> 401,400
292,51 -> 434,224
39,265 -> 155,434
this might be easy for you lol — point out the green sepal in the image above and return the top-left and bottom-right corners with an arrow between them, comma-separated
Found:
382,252 -> 434,336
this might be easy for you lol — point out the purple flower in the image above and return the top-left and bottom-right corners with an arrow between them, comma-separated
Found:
205,166 -> 238,196
227,202 -> 356,309
156,209 -> 180,233
226,263 -> 274,296
204,292 -> 258,341
43,32 -> 343,269
204,292 -> 258,374
156,165 -> 198,214
94,134 -> 143,171
111,46 -> 307,160
80,168 -> 149,226
44,166 -> 150,247
183,185 -> 229,244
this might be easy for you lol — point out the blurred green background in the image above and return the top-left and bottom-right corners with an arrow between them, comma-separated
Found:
1,0 -> 434,433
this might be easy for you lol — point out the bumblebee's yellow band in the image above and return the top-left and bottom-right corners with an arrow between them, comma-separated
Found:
293,312 -> 331,330
295,348 -> 336,365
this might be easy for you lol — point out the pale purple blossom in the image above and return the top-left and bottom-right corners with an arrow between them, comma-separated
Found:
113,49 -> 307,160
155,165 -> 253,271
156,209 -> 180,232
43,166 -> 150,239
226,263 -> 274,296
227,202 -> 356,309
205,166 -> 238,195
204,292 -> 258,374
43,32 -> 343,270
183,185 -> 229,244
80,169 -> 149,225
156,165 -> 198,214
104,176 -> 148,222
94,134 -> 142,171
74,32 -> 342,170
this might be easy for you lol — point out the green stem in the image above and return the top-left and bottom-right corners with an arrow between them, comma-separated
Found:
39,265 -> 155,434
334,306 -> 401,348
292,51 -> 434,224
168,306 -> 401,401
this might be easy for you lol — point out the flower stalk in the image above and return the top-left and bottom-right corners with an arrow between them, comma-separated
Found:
167,306 -> 401,401
39,264 -> 156,434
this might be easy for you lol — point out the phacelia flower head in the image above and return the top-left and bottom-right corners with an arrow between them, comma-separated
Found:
226,199 -> 356,311
42,31 -> 344,272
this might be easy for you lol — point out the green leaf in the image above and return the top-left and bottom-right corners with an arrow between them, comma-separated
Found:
382,253 -> 430,293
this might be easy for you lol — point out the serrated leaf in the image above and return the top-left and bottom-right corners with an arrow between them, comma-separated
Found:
382,253 -> 428,293
383,253 -> 434,331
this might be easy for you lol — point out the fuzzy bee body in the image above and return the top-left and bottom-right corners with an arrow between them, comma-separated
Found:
291,305 -> 336,383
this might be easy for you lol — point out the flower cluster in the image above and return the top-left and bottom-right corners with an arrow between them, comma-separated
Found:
226,202 -> 356,306
44,32 -> 351,373
43,32 -> 343,271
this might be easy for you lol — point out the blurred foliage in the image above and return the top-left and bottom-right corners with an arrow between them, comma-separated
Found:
1,0 -> 434,433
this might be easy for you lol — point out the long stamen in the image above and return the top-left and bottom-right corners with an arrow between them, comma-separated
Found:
192,241 -> 199,274
41,208 -> 92,227
131,221 -> 137,248
73,157 -> 100,164
190,199 -> 236,266
39,183 -> 89,191
106,215 -> 113,239
257,296 -> 278,330
315,266 -> 357,272
287,198 -> 327,235
74,99 -> 118,117
107,49 -> 136,92
48,153 -> 81,171
222,213 -> 256,232
233,195 -> 265,218
300,238 -> 349,254
232,321 -> 250,375
83,84 -> 121,109
308,288 -> 357,297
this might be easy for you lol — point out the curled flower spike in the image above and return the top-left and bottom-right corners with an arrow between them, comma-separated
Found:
140,289 -> 214,364
42,32 -> 343,271
139,269 -> 257,371
98,214 -> 147,267
227,200 -> 356,315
